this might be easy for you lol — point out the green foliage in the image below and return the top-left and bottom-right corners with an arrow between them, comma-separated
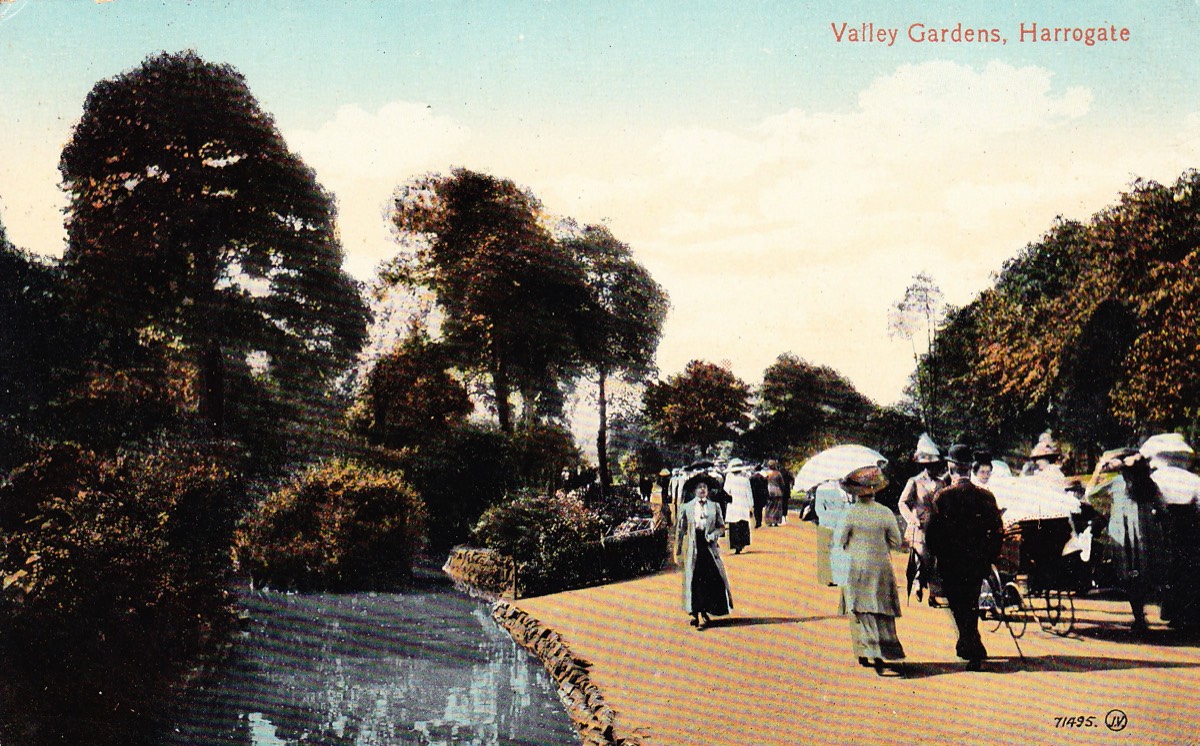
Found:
471,490 -> 603,593
903,171 -> 1200,461
0,239 -> 82,466
561,222 -> 669,488
564,223 -> 670,383
741,353 -> 876,460
0,440 -> 242,745
389,425 -> 519,553
643,359 -> 751,455
59,50 -> 369,459
233,459 -> 427,591
350,326 -> 473,449
388,169 -> 595,431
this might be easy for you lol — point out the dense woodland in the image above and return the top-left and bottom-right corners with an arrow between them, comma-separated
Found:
2,50 -> 1199,744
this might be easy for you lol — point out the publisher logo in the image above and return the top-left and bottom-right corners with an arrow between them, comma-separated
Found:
1104,709 -> 1128,732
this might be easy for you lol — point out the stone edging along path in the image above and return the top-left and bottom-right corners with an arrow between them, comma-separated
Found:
491,600 -> 640,746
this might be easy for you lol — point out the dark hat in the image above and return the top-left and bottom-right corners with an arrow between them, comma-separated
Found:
946,443 -> 974,464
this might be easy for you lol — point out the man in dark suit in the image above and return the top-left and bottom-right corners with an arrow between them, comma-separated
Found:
925,443 -> 1004,670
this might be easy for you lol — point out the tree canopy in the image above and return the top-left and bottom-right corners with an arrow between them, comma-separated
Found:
909,171 -> 1200,463
561,222 -> 669,488
741,353 -> 876,460
387,169 -> 596,431
59,51 -> 369,444
643,360 -> 751,456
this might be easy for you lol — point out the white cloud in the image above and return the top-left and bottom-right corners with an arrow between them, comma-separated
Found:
287,102 -> 472,279
13,59 -> 1197,413
293,60 -> 1196,406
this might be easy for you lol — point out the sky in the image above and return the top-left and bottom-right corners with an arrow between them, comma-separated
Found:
4,0 -> 1200,413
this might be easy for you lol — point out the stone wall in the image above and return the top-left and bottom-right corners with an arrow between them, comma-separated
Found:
491,601 -> 640,746
442,546 -> 514,598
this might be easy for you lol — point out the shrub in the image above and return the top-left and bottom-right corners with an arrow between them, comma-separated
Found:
233,459 -> 427,590
389,424 -> 518,553
471,490 -> 602,595
0,440 -> 241,746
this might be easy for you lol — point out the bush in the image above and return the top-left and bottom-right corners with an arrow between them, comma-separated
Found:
233,459 -> 427,591
471,490 -> 602,595
393,425 -> 518,553
0,440 -> 241,746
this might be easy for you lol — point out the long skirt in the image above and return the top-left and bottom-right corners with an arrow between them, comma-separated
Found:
850,612 -> 905,660
765,496 -> 785,526
690,530 -> 731,616
729,520 -> 751,552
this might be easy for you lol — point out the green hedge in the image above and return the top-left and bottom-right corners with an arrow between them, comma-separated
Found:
470,490 -> 667,597
233,459 -> 427,591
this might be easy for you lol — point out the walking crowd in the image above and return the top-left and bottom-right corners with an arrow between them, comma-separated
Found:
663,428 -> 1200,673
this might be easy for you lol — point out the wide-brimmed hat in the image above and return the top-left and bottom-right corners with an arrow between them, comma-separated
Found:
914,432 -> 941,463
682,472 -> 720,497
841,465 -> 888,495
1140,433 -> 1194,461
1027,431 -> 1061,459
727,458 -> 745,470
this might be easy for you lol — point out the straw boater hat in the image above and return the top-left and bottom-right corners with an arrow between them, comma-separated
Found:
914,433 -> 941,463
841,465 -> 888,496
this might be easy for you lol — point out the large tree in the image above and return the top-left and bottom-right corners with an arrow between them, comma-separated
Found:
386,169 -> 595,432
59,51 -> 369,443
741,353 -> 875,460
643,360 -> 750,457
562,223 -> 668,491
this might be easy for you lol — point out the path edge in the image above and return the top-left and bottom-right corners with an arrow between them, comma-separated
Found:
491,600 -> 642,746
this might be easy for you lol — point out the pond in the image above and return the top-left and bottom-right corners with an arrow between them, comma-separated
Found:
161,579 -> 577,745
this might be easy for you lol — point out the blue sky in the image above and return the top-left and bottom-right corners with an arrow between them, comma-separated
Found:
3,1 -> 1200,408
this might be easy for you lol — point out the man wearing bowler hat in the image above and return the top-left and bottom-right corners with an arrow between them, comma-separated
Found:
925,443 -> 1004,670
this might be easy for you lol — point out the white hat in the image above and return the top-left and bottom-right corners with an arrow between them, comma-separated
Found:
1140,433 -> 1194,461
914,433 -> 941,463
727,458 -> 744,470
1028,430 -> 1061,459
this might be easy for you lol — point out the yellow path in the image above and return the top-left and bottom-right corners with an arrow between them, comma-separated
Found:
515,517 -> 1200,746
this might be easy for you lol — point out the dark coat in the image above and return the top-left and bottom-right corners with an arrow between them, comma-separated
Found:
925,479 -> 1004,584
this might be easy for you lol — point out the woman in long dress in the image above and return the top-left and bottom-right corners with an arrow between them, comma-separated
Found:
676,479 -> 733,629
722,460 -> 755,553
1103,449 -> 1165,633
835,466 -> 905,674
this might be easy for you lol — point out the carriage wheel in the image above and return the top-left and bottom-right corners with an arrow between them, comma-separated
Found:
980,569 -> 1003,632
1001,581 -> 1029,638
1034,589 -> 1075,636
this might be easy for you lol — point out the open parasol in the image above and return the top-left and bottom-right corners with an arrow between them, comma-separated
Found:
988,477 -> 1081,526
794,444 -> 888,493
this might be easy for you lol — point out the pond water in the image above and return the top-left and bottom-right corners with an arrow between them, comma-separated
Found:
161,581 -> 577,745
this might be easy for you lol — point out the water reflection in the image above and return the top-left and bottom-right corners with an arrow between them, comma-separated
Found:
163,585 -> 576,745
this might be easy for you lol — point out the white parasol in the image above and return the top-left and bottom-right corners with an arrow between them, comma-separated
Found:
988,476 -> 1081,526
794,444 -> 888,493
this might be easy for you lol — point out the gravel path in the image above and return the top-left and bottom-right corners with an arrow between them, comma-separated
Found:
515,517 -> 1200,746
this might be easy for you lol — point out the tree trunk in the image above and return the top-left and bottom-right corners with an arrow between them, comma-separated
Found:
199,342 -> 225,435
493,364 -> 513,434
597,369 -> 609,499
